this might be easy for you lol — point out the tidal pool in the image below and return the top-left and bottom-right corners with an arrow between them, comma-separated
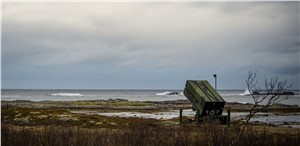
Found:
71,110 -> 300,128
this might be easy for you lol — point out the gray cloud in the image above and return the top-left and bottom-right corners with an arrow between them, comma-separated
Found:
2,2 -> 299,89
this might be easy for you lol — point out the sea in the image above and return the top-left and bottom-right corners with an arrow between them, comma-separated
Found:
1,89 -> 300,106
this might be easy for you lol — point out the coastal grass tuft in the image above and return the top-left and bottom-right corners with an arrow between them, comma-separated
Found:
2,100 -> 300,145
2,122 -> 300,146
1,107 -> 158,128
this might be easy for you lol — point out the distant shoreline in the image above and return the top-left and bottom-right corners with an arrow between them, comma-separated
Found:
2,99 -> 299,112
2,99 -> 300,129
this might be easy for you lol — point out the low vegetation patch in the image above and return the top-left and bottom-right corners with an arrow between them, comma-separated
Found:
2,100 -> 300,146
1,107 -> 158,128
2,122 -> 300,146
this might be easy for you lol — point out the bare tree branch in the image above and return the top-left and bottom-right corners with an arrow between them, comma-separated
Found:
238,71 -> 292,138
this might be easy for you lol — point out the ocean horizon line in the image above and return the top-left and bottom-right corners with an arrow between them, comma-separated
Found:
2,88 -> 300,91
1,88 -> 246,91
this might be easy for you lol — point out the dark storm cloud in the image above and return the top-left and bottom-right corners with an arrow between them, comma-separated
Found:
2,2 -> 299,89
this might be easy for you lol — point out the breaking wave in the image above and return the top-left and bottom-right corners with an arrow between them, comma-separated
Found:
156,91 -> 182,96
156,91 -> 172,96
239,89 -> 251,96
49,93 -> 83,97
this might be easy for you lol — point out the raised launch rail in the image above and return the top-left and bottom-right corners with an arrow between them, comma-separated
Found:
183,80 -> 230,124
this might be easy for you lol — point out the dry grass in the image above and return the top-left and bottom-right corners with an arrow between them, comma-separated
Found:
2,102 -> 300,146
2,121 -> 300,146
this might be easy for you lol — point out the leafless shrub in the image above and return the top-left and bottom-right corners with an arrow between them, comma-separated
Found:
239,71 -> 292,137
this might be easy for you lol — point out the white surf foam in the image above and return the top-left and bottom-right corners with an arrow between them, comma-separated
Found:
50,93 -> 82,97
156,91 -> 172,96
239,89 -> 251,96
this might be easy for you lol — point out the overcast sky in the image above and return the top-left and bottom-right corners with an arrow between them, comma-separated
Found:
2,2 -> 300,89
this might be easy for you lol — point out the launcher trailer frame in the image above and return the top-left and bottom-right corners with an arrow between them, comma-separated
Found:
183,80 -> 230,124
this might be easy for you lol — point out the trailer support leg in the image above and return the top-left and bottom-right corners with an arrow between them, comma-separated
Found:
179,109 -> 183,124
196,110 -> 200,124
227,109 -> 231,126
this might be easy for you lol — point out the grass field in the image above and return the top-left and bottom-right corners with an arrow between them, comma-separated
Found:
2,100 -> 300,146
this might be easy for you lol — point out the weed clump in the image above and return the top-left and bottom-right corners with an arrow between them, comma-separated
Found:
2,122 -> 300,146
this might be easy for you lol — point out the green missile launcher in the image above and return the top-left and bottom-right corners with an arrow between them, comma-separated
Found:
184,80 -> 230,124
